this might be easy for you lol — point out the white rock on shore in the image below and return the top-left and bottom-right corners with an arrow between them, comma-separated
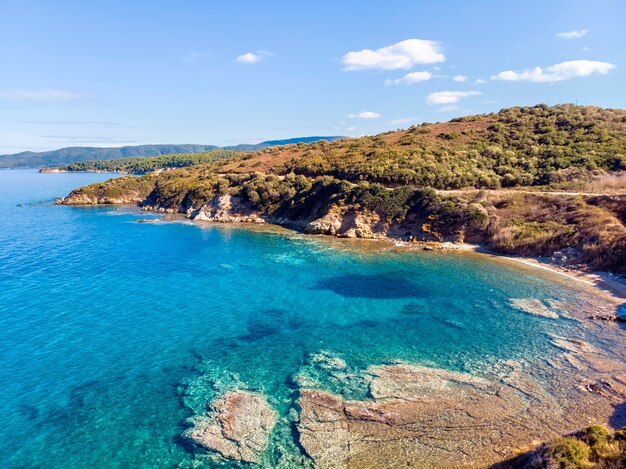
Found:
191,194 -> 267,223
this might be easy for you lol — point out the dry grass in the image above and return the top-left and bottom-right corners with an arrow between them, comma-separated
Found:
461,191 -> 626,275
587,173 -> 626,193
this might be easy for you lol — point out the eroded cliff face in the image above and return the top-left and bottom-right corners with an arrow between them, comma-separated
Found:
179,195 -> 464,242
58,174 -> 626,275
303,206 -> 388,238
189,194 -> 267,224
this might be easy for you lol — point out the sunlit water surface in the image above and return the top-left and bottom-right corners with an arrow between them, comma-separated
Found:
0,170 -> 615,467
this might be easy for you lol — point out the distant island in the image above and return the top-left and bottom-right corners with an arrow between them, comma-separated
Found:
0,136 -> 344,169
60,104 -> 626,276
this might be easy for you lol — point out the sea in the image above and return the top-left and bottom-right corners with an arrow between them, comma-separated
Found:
0,169 -> 620,468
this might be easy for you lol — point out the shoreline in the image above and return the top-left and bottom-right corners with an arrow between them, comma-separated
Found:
497,255 -> 626,301
59,203 -> 626,466
137,207 -> 626,304
354,237 -> 626,303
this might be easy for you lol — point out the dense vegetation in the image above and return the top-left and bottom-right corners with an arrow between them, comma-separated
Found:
138,169 -> 484,229
274,104 -> 626,189
494,425 -> 626,468
58,149 -> 245,173
63,175 -> 161,204
62,105 -> 626,275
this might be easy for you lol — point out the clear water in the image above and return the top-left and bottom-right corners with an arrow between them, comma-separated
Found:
0,169 -> 609,468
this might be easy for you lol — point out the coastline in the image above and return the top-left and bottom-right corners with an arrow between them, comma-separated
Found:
141,207 -> 626,305
53,203 -> 626,467
148,214 -> 626,467
496,255 -> 626,301
347,238 -> 626,304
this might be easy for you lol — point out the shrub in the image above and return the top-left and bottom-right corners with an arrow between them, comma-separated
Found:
581,425 -> 611,446
550,437 -> 592,467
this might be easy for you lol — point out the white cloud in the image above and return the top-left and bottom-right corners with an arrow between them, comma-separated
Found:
0,89 -> 86,102
346,126 -> 357,132
348,111 -> 381,119
493,60 -> 615,83
476,78 -> 487,84
181,51 -> 202,62
341,39 -> 445,71
235,50 -> 273,64
452,75 -> 467,82
557,29 -> 589,39
426,91 -> 481,105
385,71 -> 432,85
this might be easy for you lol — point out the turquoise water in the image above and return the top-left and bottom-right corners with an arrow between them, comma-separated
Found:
0,169 -> 606,468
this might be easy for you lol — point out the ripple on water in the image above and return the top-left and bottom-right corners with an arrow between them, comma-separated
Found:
1,170 -> 625,468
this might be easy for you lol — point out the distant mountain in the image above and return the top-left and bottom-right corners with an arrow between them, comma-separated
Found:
0,137 -> 346,169
223,136 -> 345,151
0,144 -> 220,169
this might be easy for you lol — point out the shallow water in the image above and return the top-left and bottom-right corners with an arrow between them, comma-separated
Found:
0,169 -> 621,468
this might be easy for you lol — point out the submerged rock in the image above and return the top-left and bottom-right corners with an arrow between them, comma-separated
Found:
296,363 -> 550,469
509,298 -> 560,319
309,350 -> 347,371
367,362 -> 493,399
184,390 -> 277,463
297,389 -> 350,469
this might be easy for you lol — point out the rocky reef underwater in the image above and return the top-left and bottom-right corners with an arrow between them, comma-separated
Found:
177,323 -> 626,469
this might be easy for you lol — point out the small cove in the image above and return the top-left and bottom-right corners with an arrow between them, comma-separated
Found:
1,169 -> 625,468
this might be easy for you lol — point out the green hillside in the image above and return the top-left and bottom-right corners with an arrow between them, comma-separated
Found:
61,105 -> 626,275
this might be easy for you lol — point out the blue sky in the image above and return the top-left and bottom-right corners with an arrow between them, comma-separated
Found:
1,0 -> 625,153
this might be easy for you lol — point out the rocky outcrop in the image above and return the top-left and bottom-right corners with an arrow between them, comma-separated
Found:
296,363 -> 558,469
183,390 -> 277,463
304,206 -> 388,238
57,191 -> 144,205
190,194 -> 266,223
57,176 -> 157,205
176,341 -> 626,468
39,168 -> 67,173
292,337 -> 626,469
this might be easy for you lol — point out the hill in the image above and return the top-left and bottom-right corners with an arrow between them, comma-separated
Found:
0,136 -> 345,169
223,136 -> 345,151
0,144 -> 219,169
219,103 -> 626,188
60,104 -> 626,275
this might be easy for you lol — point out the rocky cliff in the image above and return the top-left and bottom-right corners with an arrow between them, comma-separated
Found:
58,172 -> 626,275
